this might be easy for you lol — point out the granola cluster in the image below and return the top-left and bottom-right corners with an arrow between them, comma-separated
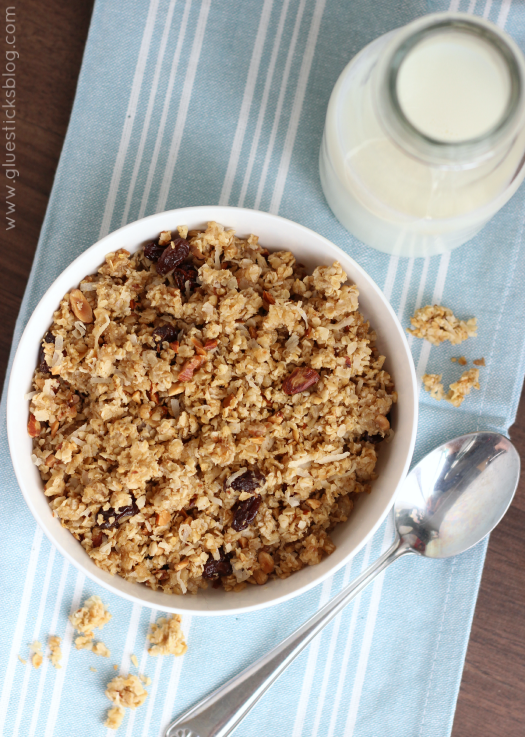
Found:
69,594 -> 112,655
422,368 -> 480,407
28,222 -> 395,595
407,304 -> 477,346
147,614 -> 187,656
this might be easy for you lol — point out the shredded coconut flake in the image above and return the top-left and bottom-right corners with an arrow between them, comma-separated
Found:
80,282 -> 98,291
74,321 -> 86,336
297,306 -> 308,328
315,452 -> 350,464
55,335 -> 64,351
288,456 -> 312,469
226,467 -> 247,486
24,390 -> 38,400
179,524 -> 191,544
331,316 -> 354,331
285,334 -> 300,351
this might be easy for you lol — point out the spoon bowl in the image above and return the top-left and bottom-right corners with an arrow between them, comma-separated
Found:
395,431 -> 520,559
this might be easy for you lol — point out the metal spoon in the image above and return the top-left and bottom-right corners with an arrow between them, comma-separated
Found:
165,431 -> 520,737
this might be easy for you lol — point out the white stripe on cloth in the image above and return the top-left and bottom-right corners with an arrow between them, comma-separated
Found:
43,570 -> 85,737
138,0 -> 193,220
98,0 -> 160,238
382,255 -> 399,302
157,615 -> 193,737
124,609 -> 158,737
325,538 -> 374,737
156,0 -> 212,214
253,0 -> 307,211
218,0 -> 274,206
310,558 -> 356,737
343,516 -> 395,736
142,653 -> 165,737
28,558 -> 71,737
121,0 -> 179,227
104,602 -> 143,737
498,2 -> 513,28
269,0 -> 328,215
237,0 -> 291,208
12,545 -> 56,737
397,257 -> 415,323
342,3 -> 508,731
0,524 -> 43,735
291,576 -> 333,737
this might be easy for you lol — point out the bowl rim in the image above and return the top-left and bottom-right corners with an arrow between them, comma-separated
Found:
7,206 -> 418,616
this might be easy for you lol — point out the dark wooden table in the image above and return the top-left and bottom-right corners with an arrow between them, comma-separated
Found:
1,2 -> 524,734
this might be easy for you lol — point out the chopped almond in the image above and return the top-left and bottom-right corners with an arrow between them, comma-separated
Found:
69,289 -> 93,324
156,510 -> 171,526
178,355 -> 204,382
28,413 -> 41,438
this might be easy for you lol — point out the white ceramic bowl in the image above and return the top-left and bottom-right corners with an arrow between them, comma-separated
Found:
7,206 -> 417,616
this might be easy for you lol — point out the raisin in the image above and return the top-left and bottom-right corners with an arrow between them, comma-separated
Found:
38,331 -> 55,374
229,469 -> 266,493
156,238 -> 190,275
152,324 -> 178,354
202,547 -> 233,579
144,241 -> 166,262
172,263 -> 199,292
232,494 -> 262,531
99,500 -> 139,529
362,432 -> 383,444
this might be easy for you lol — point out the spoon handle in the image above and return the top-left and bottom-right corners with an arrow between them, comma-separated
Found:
165,536 -> 412,737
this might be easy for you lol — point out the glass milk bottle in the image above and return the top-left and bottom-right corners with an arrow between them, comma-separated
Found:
319,13 -> 525,257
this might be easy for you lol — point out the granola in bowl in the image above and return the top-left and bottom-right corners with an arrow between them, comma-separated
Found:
27,221 -> 395,595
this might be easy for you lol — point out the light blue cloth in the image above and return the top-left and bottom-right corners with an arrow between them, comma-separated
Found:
1,1 -> 524,735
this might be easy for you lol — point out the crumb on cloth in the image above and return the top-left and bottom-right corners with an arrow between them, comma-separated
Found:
445,368 -> 480,408
423,369 -> 480,407
408,305 -> 477,346
69,595 -> 111,635
48,635 -> 62,669
104,706 -> 125,730
105,674 -> 148,709
30,641 -> 43,669
422,374 -> 445,401
147,615 -> 187,657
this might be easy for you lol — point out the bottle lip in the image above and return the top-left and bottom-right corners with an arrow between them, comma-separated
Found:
375,13 -> 525,167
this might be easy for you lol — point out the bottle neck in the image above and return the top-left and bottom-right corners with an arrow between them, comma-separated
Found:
373,13 -> 525,169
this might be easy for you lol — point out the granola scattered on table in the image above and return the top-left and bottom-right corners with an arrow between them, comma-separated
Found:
104,706 -> 125,730
28,221 -> 395,595
105,674 -> 148,709
147,615 -> 187,656
69,594 -> 111,654
48,635 -> 62,669
445,368 -> 480,407
408,305 -> 477,346
422,373 -> 445,401
30,641 -> 43,669
422,368 -> 480,407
